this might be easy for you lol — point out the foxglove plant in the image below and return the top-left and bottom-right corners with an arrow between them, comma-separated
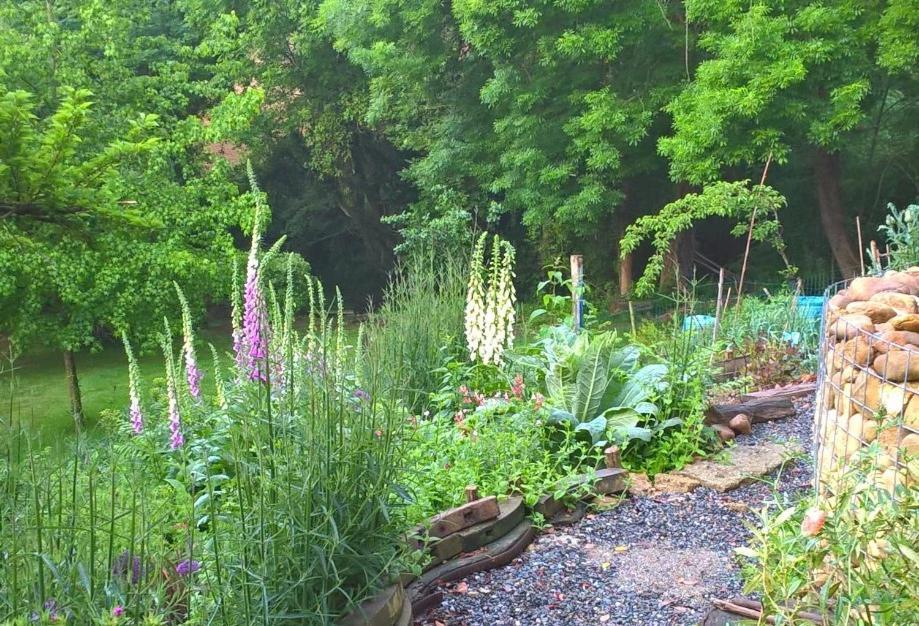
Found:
464,235 -> 487,362
175,284 -> 203,399
122,336 -> 144,434
464,234 -> 516,365
160,321 -> 184,450
231,258 -> 245,372
242,170 -> 269,383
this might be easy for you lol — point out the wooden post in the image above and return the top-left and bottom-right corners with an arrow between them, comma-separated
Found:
464,485 -> 479,503
619,252 -> 633,296
604,446 -> 621,469
570,254 -> 584,330
870,240 -> 880,269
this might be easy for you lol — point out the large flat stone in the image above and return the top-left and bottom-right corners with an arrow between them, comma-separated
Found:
675,441 -> 802,492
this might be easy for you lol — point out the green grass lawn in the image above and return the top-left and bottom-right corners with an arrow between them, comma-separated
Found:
0,329 -> 233,441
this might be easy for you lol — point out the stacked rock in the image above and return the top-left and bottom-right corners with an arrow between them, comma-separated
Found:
817,268 -> 919,496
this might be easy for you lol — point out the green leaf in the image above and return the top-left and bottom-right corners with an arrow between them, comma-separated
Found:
734,546 -> 759,559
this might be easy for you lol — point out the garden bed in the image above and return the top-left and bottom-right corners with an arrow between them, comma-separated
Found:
414,399 -> 815,626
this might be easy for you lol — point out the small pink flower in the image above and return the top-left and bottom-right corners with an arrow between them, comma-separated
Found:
112,606 -> 125,618
533,392 -> 545,410
801,508 -> 826,537
511,374 -> 525,398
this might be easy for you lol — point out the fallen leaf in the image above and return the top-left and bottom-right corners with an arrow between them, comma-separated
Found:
454,582 -> 468,594
600,561 -> 611,571
599,616 -> 610,623
614,545 -> 628,553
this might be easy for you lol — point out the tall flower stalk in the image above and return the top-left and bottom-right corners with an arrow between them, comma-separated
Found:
175,284 -> 203,399
465,235 -> 487,362
160,320 -> 183,450
122,336 -> 143,434
242,164 -> 268,382
464,234 -> 516,365
231,258 -> 245,371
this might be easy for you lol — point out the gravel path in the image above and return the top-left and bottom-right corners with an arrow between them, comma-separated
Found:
416,399 -> 815,626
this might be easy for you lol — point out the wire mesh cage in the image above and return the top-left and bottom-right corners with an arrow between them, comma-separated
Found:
814,277 -> 919,500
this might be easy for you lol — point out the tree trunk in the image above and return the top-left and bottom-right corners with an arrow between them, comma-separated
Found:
619,252 -> 633,296
814,148 -> 860,277
64,349 -> 84,432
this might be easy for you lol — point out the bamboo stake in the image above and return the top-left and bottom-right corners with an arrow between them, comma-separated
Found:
856,215 -> 865,275
712,268 -> 725,347
736,152 -> 773,307
628,300 -> 636,336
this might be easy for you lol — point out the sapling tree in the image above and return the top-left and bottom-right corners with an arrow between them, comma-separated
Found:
0,88 -> 252,431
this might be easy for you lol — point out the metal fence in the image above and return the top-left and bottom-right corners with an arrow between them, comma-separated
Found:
814,279 -> 918,499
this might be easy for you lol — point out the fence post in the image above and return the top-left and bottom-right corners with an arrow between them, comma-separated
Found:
570,254 -> 584,330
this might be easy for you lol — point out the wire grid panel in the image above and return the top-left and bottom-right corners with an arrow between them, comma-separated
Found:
814,280 -> 919,499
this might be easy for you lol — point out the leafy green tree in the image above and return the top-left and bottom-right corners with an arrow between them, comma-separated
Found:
321,0 -> 687,273
182,1 -> 412,300
659,0 -> 919,277
0,0 -> 260,430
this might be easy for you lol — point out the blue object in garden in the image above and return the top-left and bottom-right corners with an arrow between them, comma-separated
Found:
782,331 -> 802,346
796,296 -> 826,320
683,314 -> 716,332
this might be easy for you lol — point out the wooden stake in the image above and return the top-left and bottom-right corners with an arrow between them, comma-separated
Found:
570,255 -> 584,331
736,152 -> 773,307
628,300 -> 636,336
870,240 -> 880,268
604,446 -> 621,469
712,268 -> 725,347
464,485 -> 479,503
856,215 -> 865,276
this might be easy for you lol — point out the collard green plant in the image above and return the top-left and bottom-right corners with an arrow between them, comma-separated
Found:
540,326 -> 667,448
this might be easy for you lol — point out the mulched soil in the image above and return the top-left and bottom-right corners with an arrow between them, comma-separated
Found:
415,398 -> 815,626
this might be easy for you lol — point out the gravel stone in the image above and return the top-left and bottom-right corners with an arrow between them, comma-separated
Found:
416,399 -> 816,626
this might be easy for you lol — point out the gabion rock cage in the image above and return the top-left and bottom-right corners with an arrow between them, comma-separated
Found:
815,272 -> 919,498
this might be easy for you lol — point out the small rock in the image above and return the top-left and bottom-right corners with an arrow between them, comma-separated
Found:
712,423 -> 736,442
628,473 -> 656,497
728,413 -> 752,435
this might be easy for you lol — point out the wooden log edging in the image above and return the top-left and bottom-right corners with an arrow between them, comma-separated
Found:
407,467 -> 630,615
338,582 -> 409,626
407,519 -> 536,614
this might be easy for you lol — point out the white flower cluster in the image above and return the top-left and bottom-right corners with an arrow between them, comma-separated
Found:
465,234 -> 516,365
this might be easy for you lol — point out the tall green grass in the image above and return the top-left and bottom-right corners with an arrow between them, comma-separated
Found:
365,254 -> 467,413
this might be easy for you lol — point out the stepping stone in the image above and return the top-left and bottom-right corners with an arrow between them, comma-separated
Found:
675,441 -> 803,492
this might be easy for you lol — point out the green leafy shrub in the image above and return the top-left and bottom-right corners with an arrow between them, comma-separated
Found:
538,325 -> 667,449
401,393 -> 598,523
876,202 -> 919,272
740,452 -> 919,625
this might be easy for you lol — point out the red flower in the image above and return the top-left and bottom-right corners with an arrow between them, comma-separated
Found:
801,508 -> 826,537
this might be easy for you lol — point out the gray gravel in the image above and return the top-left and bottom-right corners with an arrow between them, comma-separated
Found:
416,399 -> 815,626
